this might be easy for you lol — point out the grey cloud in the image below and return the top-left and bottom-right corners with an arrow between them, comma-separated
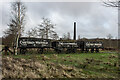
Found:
1,2 -> 118,39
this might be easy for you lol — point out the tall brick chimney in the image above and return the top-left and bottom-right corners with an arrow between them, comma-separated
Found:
73,22 -> 76,40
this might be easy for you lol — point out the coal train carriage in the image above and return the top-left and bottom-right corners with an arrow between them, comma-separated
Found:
51,41 -> 78,53
18,37 -> 51,54
18,37 -> 103,54
77,41 -> 103,53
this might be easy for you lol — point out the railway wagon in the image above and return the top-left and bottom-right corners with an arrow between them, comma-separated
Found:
18,37 -> 51,54
51,41 -> 78,53
18,37 -> 103,54
77,41 -> 103,53
53,41 -> 103,53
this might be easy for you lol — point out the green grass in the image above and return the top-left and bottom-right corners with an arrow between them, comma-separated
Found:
3,52 -> 119,78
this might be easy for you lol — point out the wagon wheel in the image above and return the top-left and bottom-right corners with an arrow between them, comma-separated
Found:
95,48 -> 99,53
72,48 -> 76,53
37,48 -> 44,54
66,48 -> 71,54
91,48 -> 94,53
85,48 -> 89,53
54,48 -> 62,53
69,48 -> 75,53
81,48 -> 84,53
20,48 -> 27,54
58,49 -> 62,53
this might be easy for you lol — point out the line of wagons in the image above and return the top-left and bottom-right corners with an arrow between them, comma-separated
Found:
18,37 -> 104,54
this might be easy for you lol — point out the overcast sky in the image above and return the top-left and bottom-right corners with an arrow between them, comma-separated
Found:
0,2 -> 118,39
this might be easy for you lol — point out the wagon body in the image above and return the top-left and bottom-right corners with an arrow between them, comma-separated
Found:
18,37 -> 104,53
18,37 -> 51,48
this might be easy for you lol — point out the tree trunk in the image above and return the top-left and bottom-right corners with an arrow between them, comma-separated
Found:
15,2 -> 21,55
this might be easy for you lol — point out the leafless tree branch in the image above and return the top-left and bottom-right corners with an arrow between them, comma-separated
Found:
103,0 -> 120,7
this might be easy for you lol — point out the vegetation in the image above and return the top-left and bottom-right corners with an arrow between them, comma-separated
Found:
3,52 -> 119,78
26,17 -> 59,40
3,1 -> 26,46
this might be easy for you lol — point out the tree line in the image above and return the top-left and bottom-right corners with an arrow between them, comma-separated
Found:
26,17 -> 59,40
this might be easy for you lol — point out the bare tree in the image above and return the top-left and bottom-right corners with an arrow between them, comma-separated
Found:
3,1 -> 26,55
78,35 -> 80,40
26,27 -> 38,37
107,34 -> 113,39
103,1 -> 120,72
63,33 -> 67,40
103,0 -> 119,7
107,34 -> 113,48
26,30 -> 32,37
67,32 -> 71,40
37,28 -> 45,38
38,17 -> 56,39
52,33 -> 59,40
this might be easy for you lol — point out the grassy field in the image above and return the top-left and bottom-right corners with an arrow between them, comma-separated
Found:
3,52 -> 119,78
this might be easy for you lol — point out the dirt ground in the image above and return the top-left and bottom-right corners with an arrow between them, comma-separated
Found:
2,56 -> 89,78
